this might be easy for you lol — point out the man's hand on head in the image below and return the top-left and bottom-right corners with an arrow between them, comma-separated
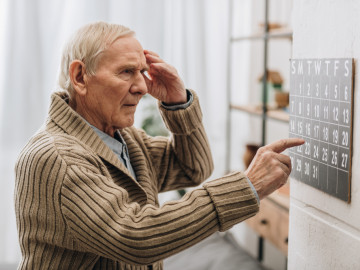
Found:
244,138 -> 305,200
142,50 -> 187,105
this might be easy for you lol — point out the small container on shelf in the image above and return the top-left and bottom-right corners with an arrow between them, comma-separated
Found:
258,70 -> 284,107
275,91 -> 289,108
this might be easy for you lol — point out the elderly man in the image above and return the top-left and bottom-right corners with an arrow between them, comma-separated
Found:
15,22 -> 303,269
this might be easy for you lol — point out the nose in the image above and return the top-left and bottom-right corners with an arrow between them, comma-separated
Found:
130,71 -> 148,96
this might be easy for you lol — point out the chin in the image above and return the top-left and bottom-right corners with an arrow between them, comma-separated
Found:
117,119 -> 134,129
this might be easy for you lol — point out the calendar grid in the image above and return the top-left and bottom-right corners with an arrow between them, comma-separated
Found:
289,58 -> 353,202
289,131 -> 350,150
288,142 -> 349,173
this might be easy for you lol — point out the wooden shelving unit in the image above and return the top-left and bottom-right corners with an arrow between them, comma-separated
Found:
230,104 -> 289,122
225,0 -> 293,171
225,0 -> 293,265
231,28 -> 293,42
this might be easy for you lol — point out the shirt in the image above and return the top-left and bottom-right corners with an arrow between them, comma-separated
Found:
90,125 -> 137,179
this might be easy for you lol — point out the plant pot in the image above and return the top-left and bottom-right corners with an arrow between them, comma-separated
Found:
243,144 -> 260,169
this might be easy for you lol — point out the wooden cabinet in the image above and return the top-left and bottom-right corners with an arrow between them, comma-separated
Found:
246,190 -> 289,255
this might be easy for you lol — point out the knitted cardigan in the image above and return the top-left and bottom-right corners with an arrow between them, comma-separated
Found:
14,90 -> 259,269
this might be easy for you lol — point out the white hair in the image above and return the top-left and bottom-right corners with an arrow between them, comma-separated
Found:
58,21 -> 135,96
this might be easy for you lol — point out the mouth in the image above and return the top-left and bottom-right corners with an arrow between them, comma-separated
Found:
124,98 -> 141,107
123,103 -> 138,110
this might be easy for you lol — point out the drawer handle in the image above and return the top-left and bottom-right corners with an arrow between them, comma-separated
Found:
260,219 -> 268,225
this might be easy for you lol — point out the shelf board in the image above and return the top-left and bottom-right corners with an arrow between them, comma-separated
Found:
230,104 -> 289,122
231,29 -> 293,42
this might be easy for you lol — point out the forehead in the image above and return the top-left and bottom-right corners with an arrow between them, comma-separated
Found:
99,36 -> 146,67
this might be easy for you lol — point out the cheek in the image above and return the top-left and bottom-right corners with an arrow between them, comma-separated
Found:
100,89 -> 128,111
108,85 -> 130,104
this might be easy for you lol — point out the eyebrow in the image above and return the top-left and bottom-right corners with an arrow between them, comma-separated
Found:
118,64 -> 149,72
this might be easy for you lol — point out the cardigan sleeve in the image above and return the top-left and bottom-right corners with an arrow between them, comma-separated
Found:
133,90 -> 214,192
60,150 -> 259,265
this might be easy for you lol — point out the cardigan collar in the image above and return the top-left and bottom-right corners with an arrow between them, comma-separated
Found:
48,91 -> 148,200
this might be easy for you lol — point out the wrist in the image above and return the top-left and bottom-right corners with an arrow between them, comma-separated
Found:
163,89 -> 187,105
161,90 -> 193,111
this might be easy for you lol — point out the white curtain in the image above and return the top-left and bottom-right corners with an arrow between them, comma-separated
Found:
0,0 -> 252,264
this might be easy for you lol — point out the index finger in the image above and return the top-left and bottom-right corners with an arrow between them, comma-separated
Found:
144,50 -> 160,58
265,138 -> 305,153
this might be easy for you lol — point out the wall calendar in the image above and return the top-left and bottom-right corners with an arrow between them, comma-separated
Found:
289,58 -> 354,202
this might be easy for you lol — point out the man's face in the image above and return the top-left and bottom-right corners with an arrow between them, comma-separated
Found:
83,36 -> 148,132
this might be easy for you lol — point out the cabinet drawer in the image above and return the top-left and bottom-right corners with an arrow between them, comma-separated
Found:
246,197 -> 289,255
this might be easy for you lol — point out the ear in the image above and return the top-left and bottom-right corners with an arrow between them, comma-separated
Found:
69,60 -> 87,96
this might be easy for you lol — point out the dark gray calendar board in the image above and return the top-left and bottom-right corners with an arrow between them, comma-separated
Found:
289,58 -> 354,203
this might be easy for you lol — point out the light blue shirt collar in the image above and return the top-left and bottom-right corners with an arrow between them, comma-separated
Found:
87,123 -> 137,180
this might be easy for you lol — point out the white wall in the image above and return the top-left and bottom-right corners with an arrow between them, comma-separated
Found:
289,0 -> 360,269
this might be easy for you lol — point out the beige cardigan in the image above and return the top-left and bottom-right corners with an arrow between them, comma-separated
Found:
15,90 -> 259,269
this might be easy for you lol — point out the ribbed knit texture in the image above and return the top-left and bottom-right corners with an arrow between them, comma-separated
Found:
14,90 -> 259,269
